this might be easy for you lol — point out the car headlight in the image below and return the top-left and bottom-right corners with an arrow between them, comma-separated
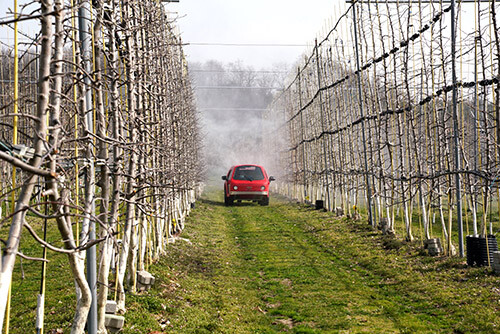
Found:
233,186 -> 238,190
261,186 -> 265,191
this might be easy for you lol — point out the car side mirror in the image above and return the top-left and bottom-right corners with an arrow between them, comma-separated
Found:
269,176 -> 275,182
221,176 -> 227,181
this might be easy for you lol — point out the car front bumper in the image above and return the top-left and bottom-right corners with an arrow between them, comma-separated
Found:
230,191 -> 268,196
229,191 -> 268,200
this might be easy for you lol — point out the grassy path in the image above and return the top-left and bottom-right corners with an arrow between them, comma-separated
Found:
125,189 -> 500,333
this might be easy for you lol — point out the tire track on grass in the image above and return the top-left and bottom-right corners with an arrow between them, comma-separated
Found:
138,191 -> 483,333
222,199 -> 421,333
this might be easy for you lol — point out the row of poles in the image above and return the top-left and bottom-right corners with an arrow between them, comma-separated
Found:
352,0 -> 464,255
267,0 -> 499,257
0,0 -> 202,333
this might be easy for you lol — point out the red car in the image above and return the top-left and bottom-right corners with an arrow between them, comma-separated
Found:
222,164 -> 275,206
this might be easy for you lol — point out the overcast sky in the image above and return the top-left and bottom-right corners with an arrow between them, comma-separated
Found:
0,0 -> 344,69
167,0 -> 345,69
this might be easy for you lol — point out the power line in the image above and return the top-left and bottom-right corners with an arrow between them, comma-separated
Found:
195,86 -> 283,90
187,42 -> 309,47
191,69 -> 288,74
198,108 -> 268,111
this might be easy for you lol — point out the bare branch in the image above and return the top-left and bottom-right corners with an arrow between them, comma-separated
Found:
0,151 -> 57,179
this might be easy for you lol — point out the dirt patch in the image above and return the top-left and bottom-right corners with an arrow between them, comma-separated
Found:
273,318 -> 294,329
266,302 -> 281,309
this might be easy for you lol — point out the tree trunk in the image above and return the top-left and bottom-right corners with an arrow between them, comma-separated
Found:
0,0 -> 54,327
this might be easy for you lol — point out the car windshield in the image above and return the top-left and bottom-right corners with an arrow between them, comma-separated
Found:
233,166 -> 264,181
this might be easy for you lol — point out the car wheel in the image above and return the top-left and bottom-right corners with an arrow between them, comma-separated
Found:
224,189 -> 234,206
259,197 -> 269,206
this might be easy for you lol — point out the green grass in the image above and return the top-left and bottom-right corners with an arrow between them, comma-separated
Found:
123,188 -> 500,333
363,196 -> 500,251
4,187 -> 500,333
1,215 -> 76,333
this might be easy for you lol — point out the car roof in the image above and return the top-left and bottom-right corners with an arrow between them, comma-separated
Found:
231,164 -> 264,169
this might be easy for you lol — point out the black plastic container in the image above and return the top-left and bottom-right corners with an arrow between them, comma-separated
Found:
466,234 -> 498,266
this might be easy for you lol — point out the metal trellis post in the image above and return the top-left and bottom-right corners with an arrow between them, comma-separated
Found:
450,0 -> 464,257
315,39 -> 331,211
78,0 -> 98,332
297,68 -> 308,201
351,2 -> 373,226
